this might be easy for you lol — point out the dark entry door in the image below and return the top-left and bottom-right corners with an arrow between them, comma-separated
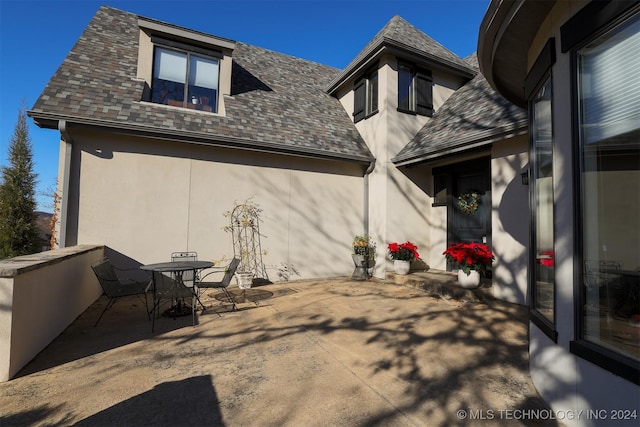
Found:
446,158 -> 491,270
452,171 -> 490,244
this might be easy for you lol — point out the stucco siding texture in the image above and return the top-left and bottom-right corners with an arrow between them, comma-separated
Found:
29,6 -> 373,164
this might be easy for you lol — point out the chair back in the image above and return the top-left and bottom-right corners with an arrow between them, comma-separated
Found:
91,258 -> 120,296
221,258 -> 241,288
171,251 -> 198,287
171,251 -> 198,262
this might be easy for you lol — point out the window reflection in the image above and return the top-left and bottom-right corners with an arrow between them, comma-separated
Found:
152,47 -> 219,113
579,13 -> 640,361
532,78 -> 555,324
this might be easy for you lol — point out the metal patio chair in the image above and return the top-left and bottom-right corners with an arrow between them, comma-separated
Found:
170,251 -> 200,324
197,258 -> 241,311
91,258 -> 151,326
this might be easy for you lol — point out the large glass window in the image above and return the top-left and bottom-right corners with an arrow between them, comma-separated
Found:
531,78 -> 555,328
578,12 -> 639,362
152,46 -> 219,113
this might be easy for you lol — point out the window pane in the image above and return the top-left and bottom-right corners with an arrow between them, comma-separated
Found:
532,78 -> 555,324
579,13 -> 640,361
188,55 -> 219,112
367,70 -> 378,113
398,64 -> 414,111
579,16 -> 640,145
152,48 -> 187,105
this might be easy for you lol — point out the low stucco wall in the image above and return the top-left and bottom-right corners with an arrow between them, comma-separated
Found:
0,245 -> 104,382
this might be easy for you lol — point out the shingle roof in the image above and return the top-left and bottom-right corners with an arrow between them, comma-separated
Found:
328,15 -> 475,94
28,6 -> 373,164
393,54 -> 527,166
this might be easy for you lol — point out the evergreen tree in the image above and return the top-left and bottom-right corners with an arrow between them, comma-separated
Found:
0,104 -> 40,258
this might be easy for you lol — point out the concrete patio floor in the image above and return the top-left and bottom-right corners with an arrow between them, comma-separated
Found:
1,277 -> 558,427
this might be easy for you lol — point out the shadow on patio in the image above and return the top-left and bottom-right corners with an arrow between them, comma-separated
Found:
1,278 -> 557,427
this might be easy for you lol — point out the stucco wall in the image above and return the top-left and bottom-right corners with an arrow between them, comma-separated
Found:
0,245 -> 104,381
61,129 -> 365,281
335,54 -> 468,275
491,135 -> 529,304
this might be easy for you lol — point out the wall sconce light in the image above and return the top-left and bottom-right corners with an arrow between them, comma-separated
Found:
521,171 -> 529,185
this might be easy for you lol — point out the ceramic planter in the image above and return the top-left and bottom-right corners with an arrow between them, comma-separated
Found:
457,269 -> 480,288
393,260 -> 411,275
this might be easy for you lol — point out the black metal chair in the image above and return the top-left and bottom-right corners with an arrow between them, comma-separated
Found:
585,260 -> 626,320
171,251 -> 198,287
170,251 -> 199,324
91,258 -> 151,326
198,258 -> 241,311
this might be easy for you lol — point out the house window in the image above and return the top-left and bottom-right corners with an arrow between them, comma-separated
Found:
575,11 -> 640,366
530,77 -> 555,332
397,62 -> 433,117
525,37 -> 557,341
151,45 -> 219,113
353,67 -> 378,123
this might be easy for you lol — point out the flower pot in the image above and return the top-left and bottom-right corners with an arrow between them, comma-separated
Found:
352,254 -> 366,267
458,269 -> 480,288
235,272 -> 253,289
393,260 -> 410,275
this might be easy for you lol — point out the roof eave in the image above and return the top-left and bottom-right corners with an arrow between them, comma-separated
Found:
27,111 -> 375,165
477,0 -> 556,108
392,120 -> 528,167
326,43 -> 386,95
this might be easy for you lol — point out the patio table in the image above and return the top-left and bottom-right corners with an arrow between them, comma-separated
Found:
141,260 -> 213,332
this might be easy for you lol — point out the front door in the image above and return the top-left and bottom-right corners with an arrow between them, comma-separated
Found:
446,158 -> 491,271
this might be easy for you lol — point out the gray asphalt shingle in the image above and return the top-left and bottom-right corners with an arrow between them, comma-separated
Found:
29,6 -> 373,163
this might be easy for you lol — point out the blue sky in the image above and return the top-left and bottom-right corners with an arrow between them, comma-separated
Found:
0,0 -> 489,212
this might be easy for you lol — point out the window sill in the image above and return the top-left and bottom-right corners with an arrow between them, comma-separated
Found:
397,107 -> 417,116
570,340 -> 640,385
364,110 -> 379,120
396,107 -> 433,118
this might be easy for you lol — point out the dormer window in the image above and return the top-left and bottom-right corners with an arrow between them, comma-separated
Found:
135,19 -> 235,115
151,41 -> 220,113
398,62 -> 433,117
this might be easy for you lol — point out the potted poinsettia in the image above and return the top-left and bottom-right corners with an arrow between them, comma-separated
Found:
443,242 -> 494,288
388,241 -> 419,275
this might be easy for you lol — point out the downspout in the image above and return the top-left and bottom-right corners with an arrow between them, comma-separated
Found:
363,159 -> 376,234
57,120 -> 72,248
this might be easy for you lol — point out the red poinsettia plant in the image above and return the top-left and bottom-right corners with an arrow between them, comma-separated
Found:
443,242 -> 495,275
388,241 -> 419,261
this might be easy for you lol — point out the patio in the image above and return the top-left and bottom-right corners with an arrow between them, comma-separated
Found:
0,277 -> 557,427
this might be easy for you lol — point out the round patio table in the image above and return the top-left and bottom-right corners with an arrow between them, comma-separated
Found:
141,260 -> 213,332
